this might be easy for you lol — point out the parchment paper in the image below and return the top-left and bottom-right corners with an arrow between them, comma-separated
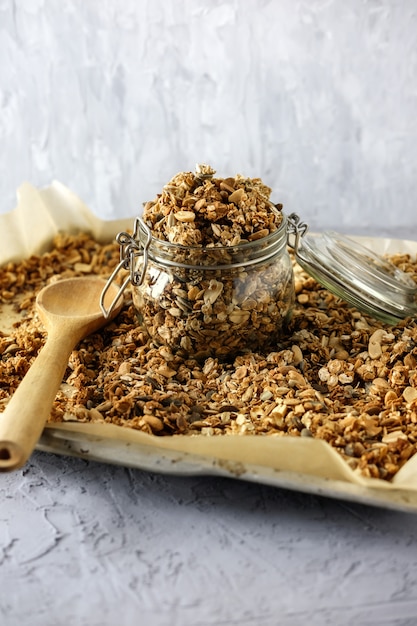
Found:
2,182 -> 417,495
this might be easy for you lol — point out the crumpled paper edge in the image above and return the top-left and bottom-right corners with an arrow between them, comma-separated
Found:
2,181 -> 417,492
0,180 -> 134,264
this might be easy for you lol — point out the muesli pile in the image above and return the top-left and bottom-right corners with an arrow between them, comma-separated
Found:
132,166 -> 292,357
1,175 -> 417,481
141,163 -> 283,246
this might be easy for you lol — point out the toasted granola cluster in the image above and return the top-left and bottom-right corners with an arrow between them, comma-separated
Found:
141,164 -> 283,247
1,233 -> 417,481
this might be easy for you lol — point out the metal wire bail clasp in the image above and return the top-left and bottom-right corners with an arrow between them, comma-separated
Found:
100,217 -> 152,318
286,213 -> 309,256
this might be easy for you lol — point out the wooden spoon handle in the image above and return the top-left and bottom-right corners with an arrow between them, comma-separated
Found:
0,330 -> 76,471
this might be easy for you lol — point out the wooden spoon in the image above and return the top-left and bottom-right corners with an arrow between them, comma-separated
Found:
0,276 -> 123,472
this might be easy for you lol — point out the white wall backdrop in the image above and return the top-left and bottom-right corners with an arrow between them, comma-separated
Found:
0,0 -> 416,237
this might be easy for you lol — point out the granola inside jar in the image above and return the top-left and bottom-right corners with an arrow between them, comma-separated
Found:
103,165 -> 295,358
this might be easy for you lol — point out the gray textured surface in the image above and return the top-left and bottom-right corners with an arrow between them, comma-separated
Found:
1,450 -> 417,626
1,0 -> 417,237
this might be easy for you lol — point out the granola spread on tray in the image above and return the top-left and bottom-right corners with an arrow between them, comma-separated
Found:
1,227 -> 417,481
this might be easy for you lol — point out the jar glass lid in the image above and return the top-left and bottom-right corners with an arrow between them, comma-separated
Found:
287,213 -> 417,325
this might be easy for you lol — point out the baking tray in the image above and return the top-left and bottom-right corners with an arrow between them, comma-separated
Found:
3,181 -> 417,512
37,423 -> 417,512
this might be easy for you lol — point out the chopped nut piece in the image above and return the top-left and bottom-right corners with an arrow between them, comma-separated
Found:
174,210 -> 196,223
403,387 -> 417,404
368,329 -> 385,359
228,310 -> 251,325
291,344 -> 303,365
142,415 -> 164,432
203,280 -> 223,305
382,431 -> 408,444
228,188 -> 245,204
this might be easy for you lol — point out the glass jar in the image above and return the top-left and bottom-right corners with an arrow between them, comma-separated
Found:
103,215 -> 294,358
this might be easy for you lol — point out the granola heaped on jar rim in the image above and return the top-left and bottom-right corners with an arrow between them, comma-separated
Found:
141,164 -> 284,248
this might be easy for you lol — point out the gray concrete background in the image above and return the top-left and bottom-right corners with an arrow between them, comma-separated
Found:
0,0 -> 416,238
